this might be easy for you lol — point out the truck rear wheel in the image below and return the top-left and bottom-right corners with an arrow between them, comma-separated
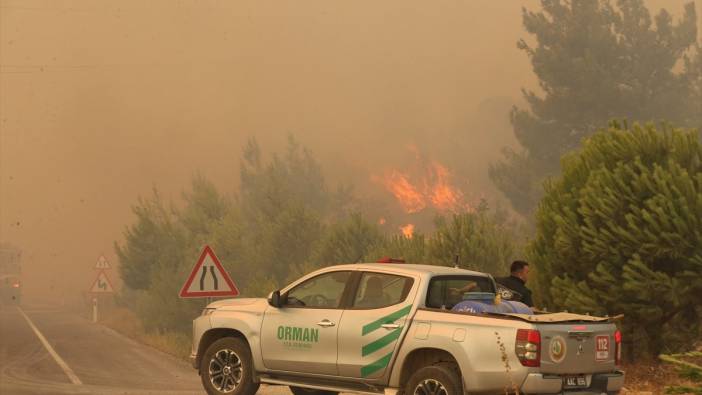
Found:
289,386 -> 338,395
200,337 -> 260,395
406,364 -> 462,395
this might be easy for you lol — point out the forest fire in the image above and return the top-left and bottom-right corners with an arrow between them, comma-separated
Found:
400,224 -> 415,239
429,162 -> 465,211
373,149 -> 472,238
379,158 -> 468,214
382,170 -> 426,213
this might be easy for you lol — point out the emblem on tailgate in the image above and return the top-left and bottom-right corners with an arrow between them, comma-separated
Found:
549,336 -> 567,363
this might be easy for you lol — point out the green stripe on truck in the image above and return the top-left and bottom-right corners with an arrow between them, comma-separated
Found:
362,327 -> 403,356
360,351 -> 393,377
361,305 -> 412,336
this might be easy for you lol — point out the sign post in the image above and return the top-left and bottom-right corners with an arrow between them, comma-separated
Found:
89,269 -> 114,323
179,245 -> 239,299
92,297 -> 98,323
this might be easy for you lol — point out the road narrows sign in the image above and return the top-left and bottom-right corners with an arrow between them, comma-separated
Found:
179,245 -> 239,298
95,255 -> 111,270
90,270 -> 114,293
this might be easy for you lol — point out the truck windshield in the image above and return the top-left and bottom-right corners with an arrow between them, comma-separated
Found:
425,275 -> 495,310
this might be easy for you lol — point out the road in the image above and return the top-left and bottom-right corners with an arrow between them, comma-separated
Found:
0,303 -> 290,395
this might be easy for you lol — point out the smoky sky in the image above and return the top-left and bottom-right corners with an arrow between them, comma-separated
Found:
1,0 -> 698,302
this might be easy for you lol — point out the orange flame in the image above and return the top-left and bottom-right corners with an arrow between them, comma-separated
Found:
378,158 -> 468,213
382,170 -> 426,213
400,224 -> 415,239
378,217 -> 386,225
429,162 -> 464,211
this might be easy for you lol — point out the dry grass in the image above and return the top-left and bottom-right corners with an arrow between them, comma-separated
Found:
100,307 -> 191,361
621,361 -> 698,395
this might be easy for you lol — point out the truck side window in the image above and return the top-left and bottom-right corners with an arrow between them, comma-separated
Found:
285,271 -> 351,309
352,272 -> 413,309
426,276 -> 495,309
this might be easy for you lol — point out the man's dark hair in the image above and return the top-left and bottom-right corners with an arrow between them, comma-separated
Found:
510,260 -> 529,274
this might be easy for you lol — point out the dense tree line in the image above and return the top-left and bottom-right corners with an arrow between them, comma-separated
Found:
115,137 -> 519,334
116,124 -> 701,359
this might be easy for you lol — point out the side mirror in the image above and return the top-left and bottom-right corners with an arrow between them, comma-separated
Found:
268,290 -> 282,308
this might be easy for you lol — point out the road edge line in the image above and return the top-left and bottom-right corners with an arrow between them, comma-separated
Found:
17,306 -> 83,385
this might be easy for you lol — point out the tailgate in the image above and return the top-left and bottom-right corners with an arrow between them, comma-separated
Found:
537,322 -> 618,374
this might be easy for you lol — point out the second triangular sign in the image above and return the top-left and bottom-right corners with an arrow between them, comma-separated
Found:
179,245 -> 239,298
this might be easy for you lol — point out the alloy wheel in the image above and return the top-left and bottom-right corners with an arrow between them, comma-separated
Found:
208,348 -> 243,393
414,379 -> 448,395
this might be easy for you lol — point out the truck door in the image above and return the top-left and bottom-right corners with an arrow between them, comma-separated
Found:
336,271 -> 418,379
261,270 -> 352,376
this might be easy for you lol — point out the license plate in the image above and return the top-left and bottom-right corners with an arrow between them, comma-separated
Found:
563,375 -> 587,388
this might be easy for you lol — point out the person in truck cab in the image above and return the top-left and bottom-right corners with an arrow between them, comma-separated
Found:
496,260 -> 533,307
355,275 -> 390,307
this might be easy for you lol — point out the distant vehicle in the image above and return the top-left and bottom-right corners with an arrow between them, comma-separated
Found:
0,245 -> 21,305
0,274 -> 21,304
190,263 -> 624,395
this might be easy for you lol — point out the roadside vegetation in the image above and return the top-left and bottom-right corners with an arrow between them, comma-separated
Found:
659,351 -> 702,394
112,0 -> 701,392
114,136 -> 522,335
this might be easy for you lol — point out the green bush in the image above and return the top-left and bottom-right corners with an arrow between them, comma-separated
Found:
531,121 -> 702,358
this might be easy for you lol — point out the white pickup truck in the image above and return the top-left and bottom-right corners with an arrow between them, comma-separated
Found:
190,263 -> 624,395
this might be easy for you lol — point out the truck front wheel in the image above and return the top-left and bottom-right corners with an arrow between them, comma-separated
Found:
200,337 -> 260,395
406,364 -> 462,395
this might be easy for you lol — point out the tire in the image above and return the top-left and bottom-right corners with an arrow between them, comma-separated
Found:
200,337 -> 260,395
289,386 -> 339,395
405,364 -> 462,395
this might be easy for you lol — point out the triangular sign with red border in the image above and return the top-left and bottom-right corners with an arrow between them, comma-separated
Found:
90,270 -> 115,293
179,245 -> 239,298
95,255 -> 111,270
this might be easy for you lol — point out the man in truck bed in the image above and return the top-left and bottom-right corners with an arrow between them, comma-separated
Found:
496,260 -> 534,307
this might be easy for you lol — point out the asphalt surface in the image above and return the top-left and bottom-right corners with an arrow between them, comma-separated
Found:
0,303 -> 291,395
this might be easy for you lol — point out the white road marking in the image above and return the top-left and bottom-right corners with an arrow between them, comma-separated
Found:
16,306 -> 83,385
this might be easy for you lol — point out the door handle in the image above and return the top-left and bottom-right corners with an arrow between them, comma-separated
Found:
317,320 -> 336,327
381,323 -> 400,329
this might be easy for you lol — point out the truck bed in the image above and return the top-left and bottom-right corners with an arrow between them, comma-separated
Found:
408,307 -> 621,391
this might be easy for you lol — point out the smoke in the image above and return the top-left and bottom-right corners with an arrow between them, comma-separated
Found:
1,0 -> 697,303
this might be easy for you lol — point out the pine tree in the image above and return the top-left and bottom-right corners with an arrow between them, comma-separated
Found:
311,213 -> 383,266
491,0 -> 700,215
115,188 -> 186,290
428,204 -> 518,274
531,121 -> 702,358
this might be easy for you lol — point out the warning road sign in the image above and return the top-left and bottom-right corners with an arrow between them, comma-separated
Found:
90,270 -> 114,293
179,245 -> 239,298
95,255 -> 111,270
